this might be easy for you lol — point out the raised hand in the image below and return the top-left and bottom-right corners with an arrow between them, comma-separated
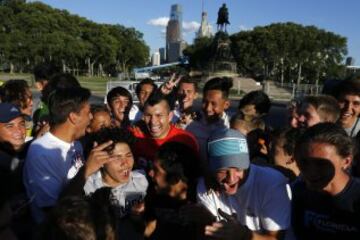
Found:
204,208 -> 252,240
84,141 -> 113,178
34,121 -> 50,138
160,73 -> 182,95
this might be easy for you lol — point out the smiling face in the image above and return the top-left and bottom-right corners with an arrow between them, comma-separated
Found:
143,100 -> 173,139
177,82 -> 197,110
202,90 -> 230,123
102,142 -> 134,187
73,102 -> 92,139
0,116 -> 26,151
215,167 -> 246,195
138,84 -> 155,107
109,95 -> 130,123
338,94 -> 360,128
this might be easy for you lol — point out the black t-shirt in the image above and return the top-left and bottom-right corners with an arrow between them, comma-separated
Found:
292,177 -> 360,240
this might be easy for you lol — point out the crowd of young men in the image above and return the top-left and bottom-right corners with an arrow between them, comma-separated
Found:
0,64 -> 359,240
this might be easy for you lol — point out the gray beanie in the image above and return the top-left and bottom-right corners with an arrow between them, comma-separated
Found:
208,128 -> 250,172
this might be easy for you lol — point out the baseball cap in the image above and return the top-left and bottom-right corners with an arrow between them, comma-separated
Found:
208,128 -> 250,172
0,103 -> 27,123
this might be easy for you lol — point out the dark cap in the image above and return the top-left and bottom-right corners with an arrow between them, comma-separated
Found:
208,128 -> 250,172
0,103 -> 26,123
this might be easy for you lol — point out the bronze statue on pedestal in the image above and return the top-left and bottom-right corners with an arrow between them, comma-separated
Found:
217,3 -> 230,32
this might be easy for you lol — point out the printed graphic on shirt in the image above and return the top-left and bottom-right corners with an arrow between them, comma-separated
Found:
67,150 -> 84,179
304,211 -> 358,234
111,191 -> 146,218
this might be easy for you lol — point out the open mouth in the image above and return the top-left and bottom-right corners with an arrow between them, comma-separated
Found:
223,182 -> 238,192
150,125 -> 161,134
119,169 -> 130,178
341,112 -> 353,118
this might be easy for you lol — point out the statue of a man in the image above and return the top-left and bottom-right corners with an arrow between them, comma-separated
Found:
217,3 -> 230,32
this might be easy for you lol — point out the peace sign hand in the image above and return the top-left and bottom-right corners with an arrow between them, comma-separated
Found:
160,73 -> 182,95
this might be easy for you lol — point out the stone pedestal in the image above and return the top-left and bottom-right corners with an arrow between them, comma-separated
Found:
209,32 -> 237,76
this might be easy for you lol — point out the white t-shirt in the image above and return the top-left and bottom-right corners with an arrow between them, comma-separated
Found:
344,117 -> 360,137
197,164 -> 292,232
186,112 -> 230,166
84,169 -> 148,218
23,132 -> 84,223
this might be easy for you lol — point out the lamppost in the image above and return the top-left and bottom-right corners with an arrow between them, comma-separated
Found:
315,52 -> 328,94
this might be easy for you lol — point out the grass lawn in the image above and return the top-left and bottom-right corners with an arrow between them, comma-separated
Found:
0,73 -> 116,96
1,73 -> 246,99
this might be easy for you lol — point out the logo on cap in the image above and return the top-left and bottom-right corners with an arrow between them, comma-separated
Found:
10,107 -> 19,113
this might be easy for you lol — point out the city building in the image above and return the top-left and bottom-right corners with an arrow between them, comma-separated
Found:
346,57 -> 355,66
166,4 -> 185,62
197,11 -> 212,38
159,47 -> 166,64
151,51 -> 160,66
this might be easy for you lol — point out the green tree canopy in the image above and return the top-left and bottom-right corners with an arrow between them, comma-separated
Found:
0,1 -> 149,75
185,22 -> 347,84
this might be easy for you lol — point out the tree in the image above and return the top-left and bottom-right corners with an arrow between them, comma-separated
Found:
230,22 -> 347,84
0,1 -> 149,75
183,36 -> 213,70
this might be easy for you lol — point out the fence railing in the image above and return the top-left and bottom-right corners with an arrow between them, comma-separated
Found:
271,81 -> 323,99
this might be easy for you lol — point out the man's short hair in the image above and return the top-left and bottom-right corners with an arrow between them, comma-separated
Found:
295,123 -> 354,162
203,77 -> 233,99
300,95 -> 340,123
0,79 -> 30,109
90,104 -> 109,115
271,127 -> 304,157
157,142 -> 201,189
230,112 -> 265,131
106,86 -> 133,108
143,94 -> 171,112
48,87 -> 91,126
332,79 -> 360,99
178,76 -> 198,92
43,196 -> 97,240
135,78 -> 157,97
42,73 -> 81,104
92,127 -> 135,155
42,189 -> 116,240
33,63 -> 58,82
238,90 -> 271,115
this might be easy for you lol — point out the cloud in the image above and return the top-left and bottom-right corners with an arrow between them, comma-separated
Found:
183,21 -> 200,33
148,16 -> 201,33
239,25 -> 253,31
147,17 -> 169,27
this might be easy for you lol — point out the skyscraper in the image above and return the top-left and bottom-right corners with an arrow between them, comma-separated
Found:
159,47 -> 166,64
197,11 -> 212,38
166,4 -> 184,62
151,52 -> 160,66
